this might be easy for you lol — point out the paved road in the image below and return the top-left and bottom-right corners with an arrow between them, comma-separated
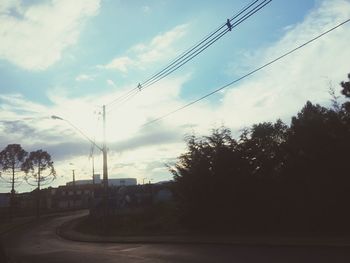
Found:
2,212 -> 350,263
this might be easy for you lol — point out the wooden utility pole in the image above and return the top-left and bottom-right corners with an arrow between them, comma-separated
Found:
102,105 -> 109,217
72,169 -> 76,208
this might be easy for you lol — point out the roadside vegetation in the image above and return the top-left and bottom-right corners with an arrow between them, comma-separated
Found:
75,203 -> 182,236
171,73 -> 350,234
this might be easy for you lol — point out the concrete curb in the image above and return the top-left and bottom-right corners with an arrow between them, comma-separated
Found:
57,216 -> 350,247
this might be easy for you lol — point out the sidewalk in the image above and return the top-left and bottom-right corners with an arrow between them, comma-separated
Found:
57,216 -> 350,247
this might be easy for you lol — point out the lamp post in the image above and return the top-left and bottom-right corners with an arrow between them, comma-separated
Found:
102,105 -> 109,216
51,115 -> 103,152
51,108 -> 109,216
69,163 -> 76,208
90,145 -> 95,185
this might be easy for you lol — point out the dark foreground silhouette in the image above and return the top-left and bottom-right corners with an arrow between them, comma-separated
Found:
170,73 -> 350,234
3,213 -> 350,263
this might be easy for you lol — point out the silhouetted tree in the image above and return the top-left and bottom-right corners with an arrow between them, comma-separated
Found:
237,120 -> 288,230
0,144 -> 28,219
22,150 -> 56,217
171,73 -> 350,234
341,73 -> 350,98
338,74 -> 350,127
328,86 -> 341,112
240,120 -> 288,177
170,127 -> 241,231
285,101 -> 350,230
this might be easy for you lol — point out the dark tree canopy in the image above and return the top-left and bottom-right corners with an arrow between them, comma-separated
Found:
171,73 -> 350,234
0,144 -> 28,191
22,149 -> 56,188
341,73 -> 350,98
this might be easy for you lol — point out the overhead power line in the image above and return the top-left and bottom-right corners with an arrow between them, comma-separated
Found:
106,0 -> 272,110
142,18 -> 350,127
139,0 -> 270,90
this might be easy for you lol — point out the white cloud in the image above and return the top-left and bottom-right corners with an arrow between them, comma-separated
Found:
142,6 -> 151,13
0,0 -> 100,71
216,0 -> 350,130
104,56 -> 134,72
76,74 -> 95,81
0,0 -> 22,14
106,79 -> 116,88
101,24 -> 189,73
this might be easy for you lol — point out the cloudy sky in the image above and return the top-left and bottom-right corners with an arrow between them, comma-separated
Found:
0,0 -> 349,192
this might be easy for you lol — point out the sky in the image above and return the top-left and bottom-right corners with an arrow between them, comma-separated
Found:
0,0 -> 350,193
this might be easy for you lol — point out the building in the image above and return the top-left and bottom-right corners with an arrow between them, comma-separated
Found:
51,184 -> 99,209
108,178 -> 137,186
61,175 -> 137,210
66,174 -> 101,186
2,178 -> 172,216
66,174 -> 137,187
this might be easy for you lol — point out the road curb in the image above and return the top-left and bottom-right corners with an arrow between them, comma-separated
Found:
56,216 -> 350,247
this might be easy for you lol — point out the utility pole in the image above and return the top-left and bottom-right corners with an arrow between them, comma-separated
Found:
92,155 -> 95,185
89,142 -> 95,185
51,110 -> 109,216
72,169 -> 75,186
89,143 -> 96,204
102,105 -> 109,217
72,169 -> 76,208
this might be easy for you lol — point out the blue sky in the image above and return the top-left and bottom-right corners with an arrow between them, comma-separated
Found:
0,0 -> 314,103
0,0 -> 350,192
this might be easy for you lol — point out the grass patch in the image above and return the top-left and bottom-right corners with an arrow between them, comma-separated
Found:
0,217 -> 34,235
75,203 -> 185,236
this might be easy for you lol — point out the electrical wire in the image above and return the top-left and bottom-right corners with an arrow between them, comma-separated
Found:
105,86 -> 141,109
105,0 -> 272,109
106,88 -> 140,113
142,18 -> 350,126
141,0 -> 272,90
140,0 -> 262,88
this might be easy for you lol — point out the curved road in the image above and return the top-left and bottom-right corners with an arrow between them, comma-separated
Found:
2,212 -> 350,263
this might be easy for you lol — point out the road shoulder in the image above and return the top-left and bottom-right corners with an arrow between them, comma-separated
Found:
57,215 -> 350,247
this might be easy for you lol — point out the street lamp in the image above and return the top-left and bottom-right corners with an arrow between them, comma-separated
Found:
51,115 -> 103,151
51,110 -> 109,216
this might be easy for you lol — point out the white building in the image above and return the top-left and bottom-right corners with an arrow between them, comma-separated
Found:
108,178 -> 137,186
66,174 -> 136,187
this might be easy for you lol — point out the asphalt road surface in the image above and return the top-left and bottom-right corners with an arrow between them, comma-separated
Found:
2,212 -> 350,263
